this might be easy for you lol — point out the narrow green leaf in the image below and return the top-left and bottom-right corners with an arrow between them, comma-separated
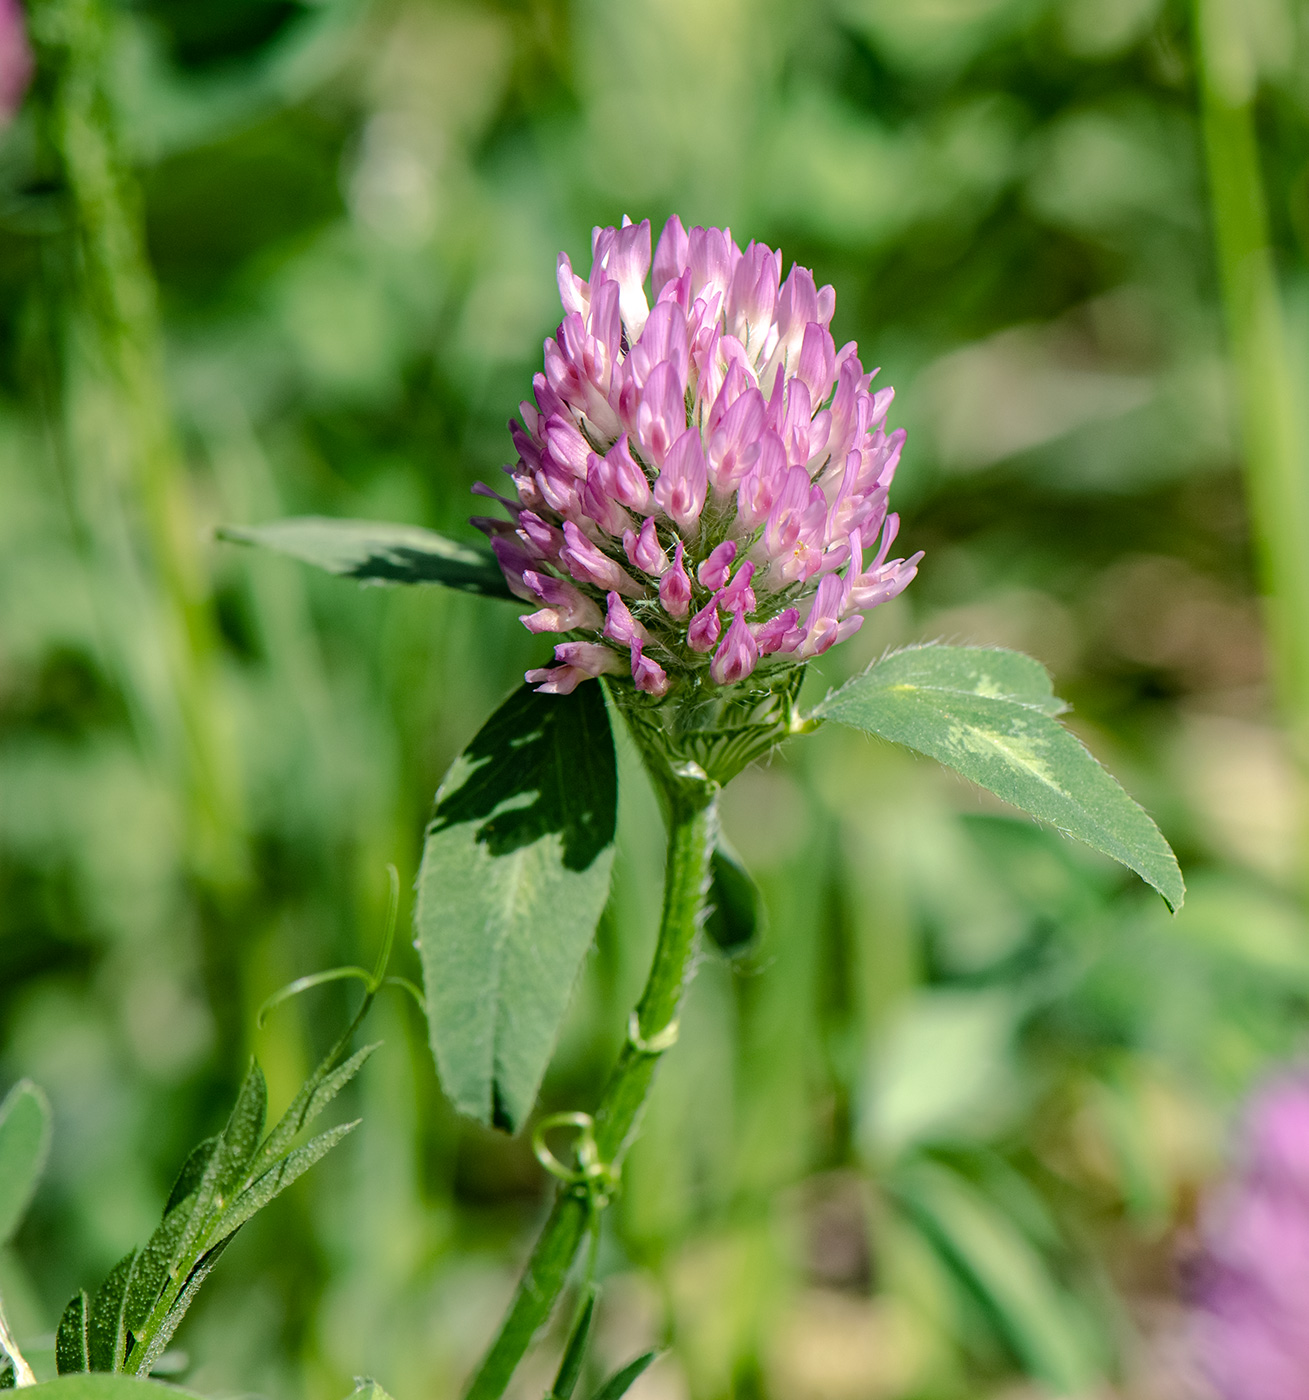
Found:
0,1080 -> 52,1245
895,1160 -> 1101,1396
24,1376 -> 207,1400
416,683 -> 618,1131
549,1288 -> 596,1400
55,1294 -> 90,1375
162,1140 -> 215,1216
814,644 -> 1184,910
218,518 -> 513,598
89,1250 -> 141,1372
704,841 -> 763,953
124,1209 -> 188,1336
247,1043 -> 377,1181
589,1352 -> 658,1400
172,1063 -> 266,1268
209,1120 -> 360,1245
135,1241 -> 233,1379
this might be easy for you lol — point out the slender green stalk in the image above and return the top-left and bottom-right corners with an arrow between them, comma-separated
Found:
31,0 -> 244,886
464,770 -> 718,1400
1193,0 -> 1309,768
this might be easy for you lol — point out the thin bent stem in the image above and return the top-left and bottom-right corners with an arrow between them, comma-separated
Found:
464,769 -> 717,1400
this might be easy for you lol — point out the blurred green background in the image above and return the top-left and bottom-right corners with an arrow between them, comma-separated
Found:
3,0 -> 1308,1397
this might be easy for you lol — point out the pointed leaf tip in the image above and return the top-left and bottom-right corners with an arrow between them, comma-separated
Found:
815,644 -> 1183,911
219,517 -> 513,598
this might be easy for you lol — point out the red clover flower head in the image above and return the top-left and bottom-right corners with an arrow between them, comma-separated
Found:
476,217 -> 921,702
1194,1073 -> 1309,1400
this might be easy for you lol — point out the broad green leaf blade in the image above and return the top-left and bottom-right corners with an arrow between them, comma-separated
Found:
25,1376 -> 207,1400
590,1353 -> 658,1400
849,644 -> 1069,716
894,1161 -> 1101,1396
0,1079 -> 52,1245
209,1120 -> 359,1244
815,644 -> 1184,910
416,682 -> 618,1131
704,841 -> 763,953
55,1294 -> 90,1375
218,518 -> 513,599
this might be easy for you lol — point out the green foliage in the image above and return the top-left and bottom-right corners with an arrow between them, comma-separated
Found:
703,840 -> 763,954
547,1288 -> 595,1400
25,1378 -> 205,1400
218,518 -> 512,599
54,1041 -> 372,1377
0,1080 -> 51,1247
815,645 -> 1184,910
416,683 -> 618,1132
588,1353 -> 659,1400
894,1159 -> 1102,1396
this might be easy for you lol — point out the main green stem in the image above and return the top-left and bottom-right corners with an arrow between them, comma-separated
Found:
464,769 -> 718,1400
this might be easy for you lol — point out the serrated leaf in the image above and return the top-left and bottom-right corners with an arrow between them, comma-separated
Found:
209,1121 -> 359,1245
589,1352 -> 658,1400
218,518 -> 513,598
704,841 -> 762,953
416,682 -> 618,1131
56,1294 -> 89,1375
23,1377 -> 207,1400
162,1140 -> 215,1216
895,1160 -> 1101,1396
814,644 -> 1184,910
0,1080 -> 52,1245
247,1043 -> 377,1182
89,1250 -> 140,1372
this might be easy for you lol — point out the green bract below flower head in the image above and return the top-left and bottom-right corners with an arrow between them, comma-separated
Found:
474,216 -> 922,735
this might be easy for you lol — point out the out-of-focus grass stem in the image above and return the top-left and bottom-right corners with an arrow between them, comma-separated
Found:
1193,0 -> 1309,829
31,0 -> 244,887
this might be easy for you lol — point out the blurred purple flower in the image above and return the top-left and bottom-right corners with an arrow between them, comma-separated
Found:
477,217 -> 922,699
1195,1073 -> 1309,1400
0,0 -> 32,125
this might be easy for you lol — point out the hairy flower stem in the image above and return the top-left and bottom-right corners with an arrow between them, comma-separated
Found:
465,767 -> 717,1400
